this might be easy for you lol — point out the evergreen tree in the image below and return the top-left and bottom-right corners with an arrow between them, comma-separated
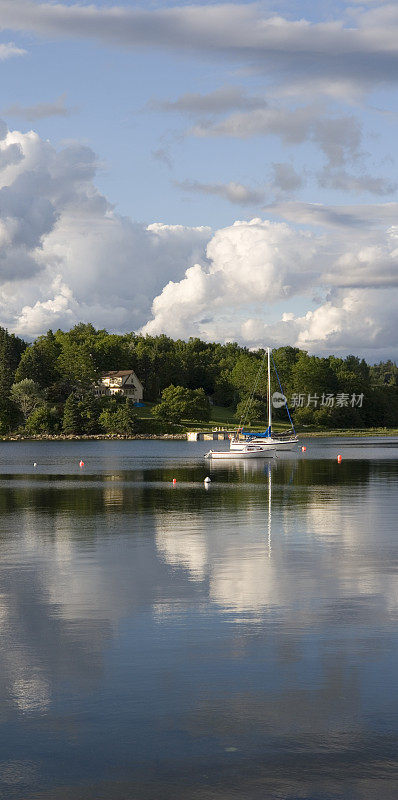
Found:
15,330 -> 61,388
78,393 -> 101,434
62,393 -> 83,434
99,400 -> 136,435
0,327 -> 27,432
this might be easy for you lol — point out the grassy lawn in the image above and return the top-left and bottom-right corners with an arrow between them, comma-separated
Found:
136,403 -> 398,437
137,402 -> 294,433
298,427 -> 398,437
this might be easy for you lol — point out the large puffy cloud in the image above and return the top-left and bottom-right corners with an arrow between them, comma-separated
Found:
142,217 -> 398,358
0,123 -> 211,335
1,121 -> 397,359
142,218 -> 319,339
240,287 -> 398,355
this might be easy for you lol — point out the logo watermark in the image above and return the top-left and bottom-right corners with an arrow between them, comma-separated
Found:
272,391 -> 287,408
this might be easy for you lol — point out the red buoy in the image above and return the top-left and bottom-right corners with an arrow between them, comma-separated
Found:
172,478 -> 177,484
301,446 -> 306,452
337,454 -> 342,463
79,460 -> 84,467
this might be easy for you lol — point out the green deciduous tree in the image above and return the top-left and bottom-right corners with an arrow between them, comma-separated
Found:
230,354 -> 267,401
235,397 -> 265,426
293,406 -> 315,426
26,405 -> 62,435
56,339 -> 97,389
370,360 -> 398,387
291,353 -> 337,397
10,379 -> 43,422
153,385 -> 210,423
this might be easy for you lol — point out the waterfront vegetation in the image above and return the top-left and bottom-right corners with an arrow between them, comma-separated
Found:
0,323 -> 397,437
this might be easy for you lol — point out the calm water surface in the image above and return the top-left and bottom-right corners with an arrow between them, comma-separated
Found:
0,437 -> 398,799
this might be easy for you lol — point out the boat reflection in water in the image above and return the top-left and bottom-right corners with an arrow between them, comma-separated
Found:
0,440 -> 397,800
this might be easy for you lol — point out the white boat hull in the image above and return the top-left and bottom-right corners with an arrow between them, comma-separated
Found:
205,447 -> 274,460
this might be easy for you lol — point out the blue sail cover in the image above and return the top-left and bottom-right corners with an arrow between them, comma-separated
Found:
241,427 -> 271,438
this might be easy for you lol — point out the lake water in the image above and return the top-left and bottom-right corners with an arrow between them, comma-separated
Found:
0,437 -> 398,799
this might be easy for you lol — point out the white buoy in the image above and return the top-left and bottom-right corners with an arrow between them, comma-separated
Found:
33,462 -> 37,467
204,477 -> 211,483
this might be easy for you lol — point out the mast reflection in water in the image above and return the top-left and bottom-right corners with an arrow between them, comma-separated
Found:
0,437 -> 397,800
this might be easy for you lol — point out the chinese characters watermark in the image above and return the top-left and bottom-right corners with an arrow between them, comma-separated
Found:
291,392 -> 364,408
272,391 -> 364,409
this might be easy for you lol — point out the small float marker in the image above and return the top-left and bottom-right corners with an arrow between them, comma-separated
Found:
337,454 -> 342,463
172,478 -> 177,484
33,462 -> 37,467
204,477 -> 211,484
79,460 -> 84,467
301,446 -> 306,452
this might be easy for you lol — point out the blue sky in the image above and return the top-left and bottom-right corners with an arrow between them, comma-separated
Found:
0,0 -> 397,358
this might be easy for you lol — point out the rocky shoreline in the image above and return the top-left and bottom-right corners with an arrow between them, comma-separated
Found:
1,429 -> 397,442
0,433 -> 187,442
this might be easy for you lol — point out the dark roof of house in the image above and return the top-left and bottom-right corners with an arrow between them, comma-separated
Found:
101,370 -> 135,378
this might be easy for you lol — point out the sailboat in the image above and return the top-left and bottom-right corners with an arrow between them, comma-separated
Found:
205,347 -> 297,460
204,442 -> 275,460
230,347 -> 298,452
205,349 -> 276,459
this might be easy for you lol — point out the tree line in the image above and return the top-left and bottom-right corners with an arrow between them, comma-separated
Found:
0,322 -> 397,435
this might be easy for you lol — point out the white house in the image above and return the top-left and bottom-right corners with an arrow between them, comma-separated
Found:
94,370 -> 144,401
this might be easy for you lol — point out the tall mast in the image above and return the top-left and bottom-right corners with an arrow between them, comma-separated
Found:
267,346 -> 272,432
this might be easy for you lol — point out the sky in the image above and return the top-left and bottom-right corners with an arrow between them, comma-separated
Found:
0,0 -> 397,360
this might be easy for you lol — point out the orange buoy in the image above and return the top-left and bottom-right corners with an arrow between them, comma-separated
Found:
301,446 -> 306,452
172,478 -> 177,484
337,454 -> 342,463
79,460 -> 84,467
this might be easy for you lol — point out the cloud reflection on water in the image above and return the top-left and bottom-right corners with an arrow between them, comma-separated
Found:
0,451 -> 397,798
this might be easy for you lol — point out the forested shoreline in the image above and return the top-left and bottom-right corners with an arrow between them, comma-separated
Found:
0,323 -> 397,436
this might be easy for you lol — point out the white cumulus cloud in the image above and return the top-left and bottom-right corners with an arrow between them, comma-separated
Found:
142,216 -> 398,358
0,122 -> 211,335
141,218 -> 319,338
0,122 -> 397,360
